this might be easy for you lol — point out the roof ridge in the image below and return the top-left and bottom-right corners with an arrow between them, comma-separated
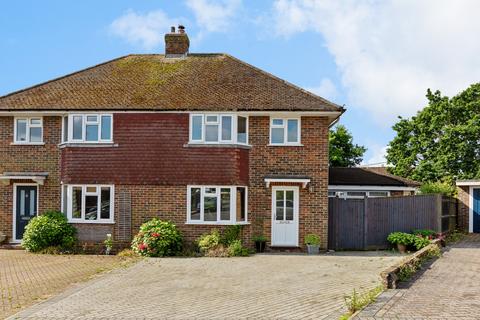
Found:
223,53 -> 345,112
0,54 -> 133,101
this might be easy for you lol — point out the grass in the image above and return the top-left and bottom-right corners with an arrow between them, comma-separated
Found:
341,285 -> 384,319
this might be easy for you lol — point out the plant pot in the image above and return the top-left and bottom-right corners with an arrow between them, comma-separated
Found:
255,241 -> 266,253
0,232 -> 5,244
397,243 -> 407,253
306,244 -> 320,255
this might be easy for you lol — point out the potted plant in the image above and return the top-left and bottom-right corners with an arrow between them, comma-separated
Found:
387,232 -> 413,253
305,234 -> 321,255
252,235 -> 267,253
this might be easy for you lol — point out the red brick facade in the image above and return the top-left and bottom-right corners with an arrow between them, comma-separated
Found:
0,114 -> 330,250
457,186 -> 470,232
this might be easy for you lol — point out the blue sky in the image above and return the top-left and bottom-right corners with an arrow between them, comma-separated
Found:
1,1 -> 479,164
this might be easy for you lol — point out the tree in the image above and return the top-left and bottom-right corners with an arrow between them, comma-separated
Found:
386,83 -> 480,183
329,125 -> 366,167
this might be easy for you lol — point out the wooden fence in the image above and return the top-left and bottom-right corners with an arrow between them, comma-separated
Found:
328,194 -> 457,250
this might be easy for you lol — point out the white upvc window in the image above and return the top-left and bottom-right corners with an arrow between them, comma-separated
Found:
62,184 -> 114,223
187,186 -> 248,224
329,190 -> 390,199
189,114 -> 248,145
270,117 -> 301,145
63,114 -> 113,143
14,117 -> 43,144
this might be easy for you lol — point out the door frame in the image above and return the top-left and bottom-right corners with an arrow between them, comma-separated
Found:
12,183 -> 39,243
271,185 -> 299,247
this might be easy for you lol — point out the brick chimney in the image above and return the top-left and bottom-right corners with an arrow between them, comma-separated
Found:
165,25 -> 189,58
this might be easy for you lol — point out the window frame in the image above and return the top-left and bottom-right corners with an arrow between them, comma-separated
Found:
64,114 -> 113,143
186,185 -> 248,225
269,117 -> 301,146
62,184 -> 115,224
189,113 -> 249,145
13,117 -> 44,144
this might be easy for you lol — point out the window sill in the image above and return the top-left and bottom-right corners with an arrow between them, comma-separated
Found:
11,142 -> 45,146
185,221 -> 250,226
268,143 -> 304,147
68,220 -> 115,224
59,142 -> 118,148
184,143 -> 252,149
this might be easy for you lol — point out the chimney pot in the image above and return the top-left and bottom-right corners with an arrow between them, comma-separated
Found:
178,25 -> 185,34
170,26 -> 175,33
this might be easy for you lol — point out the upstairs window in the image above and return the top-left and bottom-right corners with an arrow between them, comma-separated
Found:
14,117 -> 43,144
270,118 -> 301,145
63,114 -> 112,143
190,114 -> 248,145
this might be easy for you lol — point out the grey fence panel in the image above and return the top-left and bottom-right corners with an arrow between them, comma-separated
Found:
328,194 -> 456,250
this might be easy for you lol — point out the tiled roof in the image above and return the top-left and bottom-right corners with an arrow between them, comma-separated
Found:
329,167 -> 421,187
0,54 -> 344,112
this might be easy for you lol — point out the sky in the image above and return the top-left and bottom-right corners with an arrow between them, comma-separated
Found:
1,0 -> 480,164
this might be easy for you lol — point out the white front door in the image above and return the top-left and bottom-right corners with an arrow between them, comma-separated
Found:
271,186 -> 299,246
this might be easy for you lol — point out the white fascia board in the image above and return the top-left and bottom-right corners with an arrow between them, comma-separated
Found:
328,185 -> 417,191
456,180 -> 480,186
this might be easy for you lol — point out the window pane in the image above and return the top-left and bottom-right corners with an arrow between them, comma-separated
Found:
287,119 -> 298,143
285,191 -> 294,221
100,187 -> 111,219
86,115 -> 98,122
63,117 -> 69,142
72,187 -> 82,219
271,127 -> 284,144
16,119 -> 27,142
30,118 -> 41,125
205,124 -> 219,142
206,115 -> 218,123
236,187 -> 246,222
191,116 -> 203,140
20,190 -> 25,216
62,185 -> 68,214
86,124 -> 99,141
221,116 -> 232,141
85,195 -> 98,220
86,186 -> 97,193
190,188 -> 201,220
220,188 -> 230,221
29,127 -> 42,142
272,119 -> 283,126
275,190 -> 284,220
204,196 -> 217,221
205,187 -> 217,195
347,191 -> 366,197
101,116 -> 112,140
73,116 -> 83,140
237,116 -> 247,144
369,191 -> 388,197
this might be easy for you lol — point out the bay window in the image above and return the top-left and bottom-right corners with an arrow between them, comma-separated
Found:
187,186 -> 248,224
62,114 -> 113,143
189,114 -> 248,145
270,117 -> 301,145
62,185 -> 114,223
14,117 -> 43,144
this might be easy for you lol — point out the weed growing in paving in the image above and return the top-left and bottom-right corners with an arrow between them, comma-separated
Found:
397,246 -> 441,282
342,285 -> 384,318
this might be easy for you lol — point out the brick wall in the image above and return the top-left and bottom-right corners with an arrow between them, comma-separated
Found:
0,116 -> 62,242
457,186 -> 469,232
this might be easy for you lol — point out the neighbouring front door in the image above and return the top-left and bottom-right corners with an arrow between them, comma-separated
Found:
473,188 -> 480,233
15,185 -> 38,241
271,186 -> 299,246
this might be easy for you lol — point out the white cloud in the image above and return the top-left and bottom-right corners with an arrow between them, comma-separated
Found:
305,78 -> 338,101
364,145 -> 388,166
186,0 -> 242,34
270,0 -> 480,123
110,10 -> 181,50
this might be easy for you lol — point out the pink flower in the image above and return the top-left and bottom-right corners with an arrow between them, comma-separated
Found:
152,233 -> 160,238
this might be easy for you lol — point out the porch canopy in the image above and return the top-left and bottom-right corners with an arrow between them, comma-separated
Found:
264,175 -> 311,188
0,172 -> 48,185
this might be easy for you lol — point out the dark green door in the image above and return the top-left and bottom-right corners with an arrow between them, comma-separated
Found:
15,186 -> 37,240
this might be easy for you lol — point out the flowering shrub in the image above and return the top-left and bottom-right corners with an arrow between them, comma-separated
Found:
131,219 -> 182,257
197,229 -> 221,252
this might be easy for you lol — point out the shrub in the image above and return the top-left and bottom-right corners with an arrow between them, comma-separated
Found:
228,240 -> 249,257
131,219 -> 182,257
412,229 -> 437,238
419,182 -> 456,196
413,235 -> 431,250
197,229 -> 221,253
305,234 -> 321,246
22,211 -> 77,253
387,232 -> 414,246
204,245 -> 230,257
221,225 -> 242,246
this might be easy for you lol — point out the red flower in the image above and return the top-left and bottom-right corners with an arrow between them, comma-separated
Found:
152,233 -> 160,238
138,243 -> 148,251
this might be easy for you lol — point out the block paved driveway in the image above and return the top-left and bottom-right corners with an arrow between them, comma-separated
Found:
9,252 -> 402,320
356,234 -> 480,320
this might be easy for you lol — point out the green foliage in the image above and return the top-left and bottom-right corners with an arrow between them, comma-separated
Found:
445,230 -> 465,244
252,234 -> 267,242
329,125 -> 367,167
398,245 -> 441,282
419,182 -> 456,196
131,219 -> 182,257
228,240 -> 249,256
22,211 -> 77,253
412,235 -> 431,250
104,234 -> 113,254
197,229 -> 221,253
304,234 -> 321,245
387,232 -> 414,246
221,225 -> 242,246
344,285 -> 384,315
387,83 -> 480,182
412,229 -> 437,238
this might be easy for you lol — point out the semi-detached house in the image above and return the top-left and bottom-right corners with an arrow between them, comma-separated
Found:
0,27 -> 344,250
